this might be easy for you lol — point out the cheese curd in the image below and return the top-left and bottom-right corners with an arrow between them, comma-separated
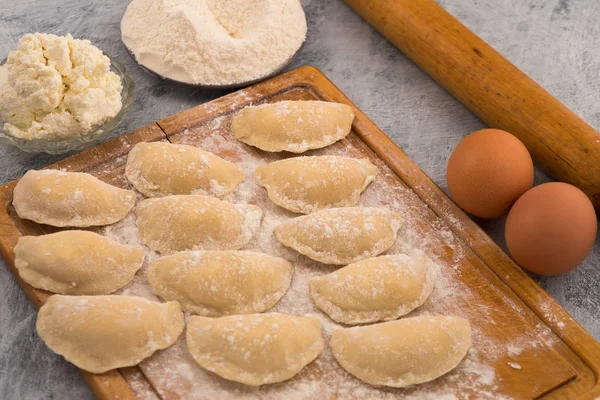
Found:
0,33 -> 122,141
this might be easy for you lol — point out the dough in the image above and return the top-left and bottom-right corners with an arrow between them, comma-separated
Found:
309,254 -> 437,324
186,313 -> 324,386
14,230 -> 143,295
232,101 -> 354,153
254,156 -> 377,214
13,169 -> 135,227
148,250 -> 293,316
136,195 -> 262,254
275,207 -> 402,265
125,141 -> 245,198
36,295 -> 184,374
330,315 -> 472,387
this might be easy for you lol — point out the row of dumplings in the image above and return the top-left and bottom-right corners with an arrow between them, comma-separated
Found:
38,295 -> 470,388
127,143 -> 378,215
16,229 -> 437,323
14,166 -> 399,260
12,100 -> 471,388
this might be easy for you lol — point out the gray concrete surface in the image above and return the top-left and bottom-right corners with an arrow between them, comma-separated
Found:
0,0 -> 598,398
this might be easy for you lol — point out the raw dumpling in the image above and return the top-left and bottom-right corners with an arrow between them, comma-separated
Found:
232,101 -> 354,153
148,250 -> 293,316
14,230 -> 143,295
275,207 -> 402,265
13,169 -> 135,227
36,295 -> 184,374
255,156 -> 377,214
186,313 -> 324,386
136,195 -> 262,254
125,141 -> 245,198
309,254 -> 437,324
330,315 -> 472,387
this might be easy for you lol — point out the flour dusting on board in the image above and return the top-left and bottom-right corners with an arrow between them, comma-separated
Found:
92,97 -> 566,399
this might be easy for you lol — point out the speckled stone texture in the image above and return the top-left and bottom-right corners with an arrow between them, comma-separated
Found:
0,0 -> 599,398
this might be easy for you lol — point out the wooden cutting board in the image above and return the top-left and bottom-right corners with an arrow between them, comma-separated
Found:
1,66 -> 599,399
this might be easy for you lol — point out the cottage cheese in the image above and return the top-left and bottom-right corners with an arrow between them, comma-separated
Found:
0,33 -> 123,141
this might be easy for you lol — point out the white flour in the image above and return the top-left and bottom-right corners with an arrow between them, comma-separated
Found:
121,0 -> 307,85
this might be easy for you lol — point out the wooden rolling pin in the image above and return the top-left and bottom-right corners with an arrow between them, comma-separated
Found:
345,0 -> 600,212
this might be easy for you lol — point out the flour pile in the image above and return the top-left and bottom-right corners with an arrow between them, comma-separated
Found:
121,0 -> 307,85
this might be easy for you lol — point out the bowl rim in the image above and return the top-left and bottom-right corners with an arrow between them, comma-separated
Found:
124,41 -> 305,90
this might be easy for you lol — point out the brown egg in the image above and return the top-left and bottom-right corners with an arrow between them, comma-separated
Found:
447,129 -> 534,218
505,182 -> 597,276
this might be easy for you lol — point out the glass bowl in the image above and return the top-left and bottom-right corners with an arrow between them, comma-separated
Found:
0,58 -> 134,154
